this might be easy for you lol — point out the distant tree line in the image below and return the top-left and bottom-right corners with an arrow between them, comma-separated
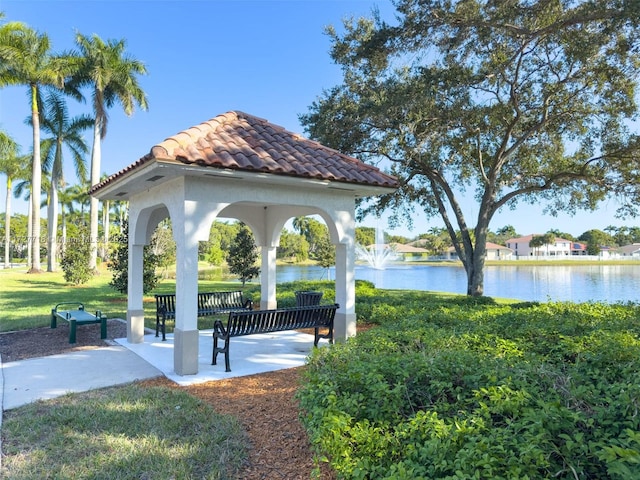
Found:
3,212 -> 640,267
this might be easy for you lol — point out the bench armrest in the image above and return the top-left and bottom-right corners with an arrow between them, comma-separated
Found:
53,302 -> 84,313
213,319 -> 228,337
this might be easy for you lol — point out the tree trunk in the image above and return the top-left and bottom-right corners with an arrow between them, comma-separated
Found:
467,251 -> 486,296
61,208 -> 67,255
27,196 -> 32,268
466,225 -> 489,297
102,199 -> 110,261
29,84 -> 42,273
89,119 -> 102,270
47,177 -> 59,272
4,177 -> 11,268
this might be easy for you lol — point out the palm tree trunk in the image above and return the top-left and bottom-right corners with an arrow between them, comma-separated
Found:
29,83 -> 42,272
47,177 -> 59,271
102,199 -> 110,261
61,207 -> 67,255
89,119 -> 101,270
27,195 -> 33,268
4,177 -> 11,268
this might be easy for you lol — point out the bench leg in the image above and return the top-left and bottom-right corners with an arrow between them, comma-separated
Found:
212,333 -> 218,365
51,309 -> 57,329
100,317 -> 107,339
224,344 -> 231,372
212,334 -> 232,372
69,320 -> 77,344
156,316 -> 167,341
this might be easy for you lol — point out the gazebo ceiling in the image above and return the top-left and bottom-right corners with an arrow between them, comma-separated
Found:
90,111 -> 399,200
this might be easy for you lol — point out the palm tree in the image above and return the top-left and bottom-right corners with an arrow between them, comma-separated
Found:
292,216 -> 311,238
0,23 -> 76,272
39,91 -> 92,271
111,200 -> 128,234
542,232 -> 557,257
529,235 -> 545,257
0,130 -> 29,268
67,181 -> 91,225
71,32 -> 148,270
14,172 -> 50,268
58,182 -> 87,254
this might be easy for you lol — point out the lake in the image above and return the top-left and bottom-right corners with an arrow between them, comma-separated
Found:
272,263 -> 640,304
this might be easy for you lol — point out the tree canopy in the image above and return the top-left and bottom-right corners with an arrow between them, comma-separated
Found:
301,0 -> 640,295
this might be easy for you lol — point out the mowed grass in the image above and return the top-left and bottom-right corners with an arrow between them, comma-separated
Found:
1,266 -> 259,479
1,384 -> 248,479
0,265 -> 259,333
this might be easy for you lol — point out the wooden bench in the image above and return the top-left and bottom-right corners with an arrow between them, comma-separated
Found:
212,303 -> 338,372
154,291 -> 253,341
51,302 -> 107,344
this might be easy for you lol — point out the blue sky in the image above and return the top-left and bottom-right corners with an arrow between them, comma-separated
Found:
0,0 -> 633,239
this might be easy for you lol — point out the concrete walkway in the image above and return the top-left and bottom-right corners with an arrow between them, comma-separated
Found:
0,327 -> 319,470
1,328 -> 318,410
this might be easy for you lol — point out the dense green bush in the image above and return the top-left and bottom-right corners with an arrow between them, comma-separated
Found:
108,220 -> 160,294
60,232 -> 95,285
298,298 -> 640,479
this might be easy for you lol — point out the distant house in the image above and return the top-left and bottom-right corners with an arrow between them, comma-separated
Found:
486,242 -> 514,260
571,242 -> 588,255
618,243 -> 640,258
389,243 -> 429,261
442,242 -> 513,261
599,246 -> 619,259
506,234 -> 573,258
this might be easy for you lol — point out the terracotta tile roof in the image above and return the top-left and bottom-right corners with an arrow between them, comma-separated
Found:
486,242 -> 513,251
90,111 -> 398,194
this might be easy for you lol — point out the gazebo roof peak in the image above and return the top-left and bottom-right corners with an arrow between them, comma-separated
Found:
90,110 -> 398,197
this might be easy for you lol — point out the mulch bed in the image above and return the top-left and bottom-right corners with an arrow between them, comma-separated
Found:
0,319 -> 129,363
0,319 -> 337,479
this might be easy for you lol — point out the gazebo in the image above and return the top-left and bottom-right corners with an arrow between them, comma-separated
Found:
90,111 -> 398,375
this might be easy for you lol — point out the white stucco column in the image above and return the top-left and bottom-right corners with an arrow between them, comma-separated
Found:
334,242 -> 356,341
172,204 -> 200,376
127,243 -> 145,344
260,246 -> 277,310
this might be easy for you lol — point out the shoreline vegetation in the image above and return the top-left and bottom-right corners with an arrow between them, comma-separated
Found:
408,259 -> 640,267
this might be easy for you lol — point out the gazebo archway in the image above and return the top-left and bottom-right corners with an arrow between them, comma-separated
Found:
91,111 -> 397,375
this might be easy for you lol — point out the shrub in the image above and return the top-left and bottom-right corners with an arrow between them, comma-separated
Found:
108,220 -> 160,295
298,298 -> 640,479
60,232 -> 94,285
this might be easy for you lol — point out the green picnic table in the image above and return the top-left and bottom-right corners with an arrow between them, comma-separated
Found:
50,302 -> 107,344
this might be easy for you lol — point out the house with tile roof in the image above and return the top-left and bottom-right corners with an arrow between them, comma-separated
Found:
90,111 -> 398,376
443,242 -> 514,260
618,243 -> 640,258
506,234 -> 572,258
389,243 -> 429,261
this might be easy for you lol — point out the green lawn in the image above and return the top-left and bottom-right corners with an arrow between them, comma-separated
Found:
0,266 -> 270,479
0,266 -> 259,333
2,384 -> 248,479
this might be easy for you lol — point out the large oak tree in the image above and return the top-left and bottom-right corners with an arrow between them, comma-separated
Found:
301,0 -> 640,296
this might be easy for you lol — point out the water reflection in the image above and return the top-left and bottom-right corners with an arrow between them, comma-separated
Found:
272,264 -> 640,303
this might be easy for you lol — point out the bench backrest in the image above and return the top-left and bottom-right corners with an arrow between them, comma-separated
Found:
198,291 -> 246,310
225,304 -> 338,337
155,294 -> 176,317
156,291 -> 249,317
